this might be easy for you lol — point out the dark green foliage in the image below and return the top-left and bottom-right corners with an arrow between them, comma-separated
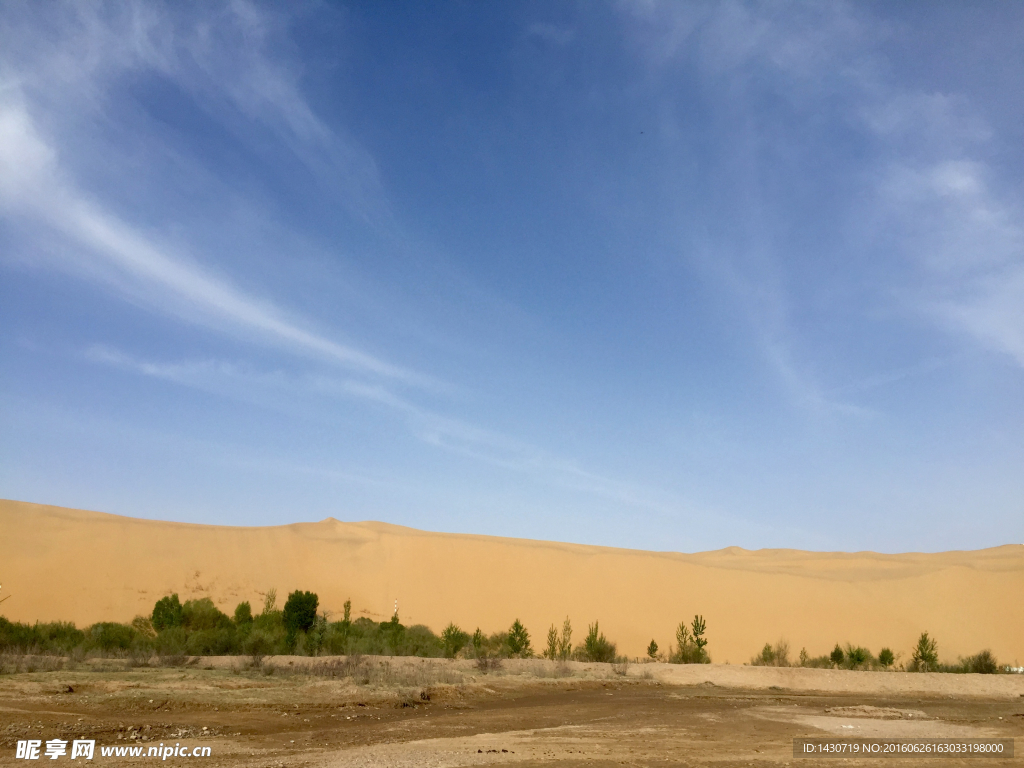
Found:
185,628 -> 236,656
402,625 -> 443,657
86,622 -> 135,652
0,618 -> 85,653
672,616 -> 710,663
182,598 -> 232,631
843,644 -> 872,669
647,639 -> 659,659
472,628 -> 484,654
878,647 -> 895,668
151,594 -> 183,631
959,650 -> 998,674
283,591 -> 319,640
910,631 -> 938,672
691,615 -> 708,656
233,602 -> 253,625
316,615 -> 443,658
578,621 -> 617,663
442,623 -> 470,658
830,643 -> 845,666
507,619 -> 531,658
38,622 -> 85,653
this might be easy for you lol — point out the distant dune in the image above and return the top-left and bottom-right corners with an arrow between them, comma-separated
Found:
1,499 -> 1021,663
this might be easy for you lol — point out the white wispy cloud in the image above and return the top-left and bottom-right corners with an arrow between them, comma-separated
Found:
873,158 -> 1024,366
622,0 -> 1024,392
1,1 -> 390,226
0,74 -> 418,383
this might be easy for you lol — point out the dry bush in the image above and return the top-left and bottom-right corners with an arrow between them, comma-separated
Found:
475,656 -> 503,673
0,652 -> 66,674
751,639 -> 790,667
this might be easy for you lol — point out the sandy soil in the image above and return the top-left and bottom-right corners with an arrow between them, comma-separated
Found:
0,658 -> 1021,767
2,499 -> 1022,663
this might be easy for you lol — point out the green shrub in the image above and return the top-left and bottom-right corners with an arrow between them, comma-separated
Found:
86,622 -> 135,652
647,639 -> 659,659
34,622 -> 85,653
959,650 -> 998,674
243,628 -> 274,666
671,616 -> 710,663
185,627 -> 237,656
577,621 -> 616,663
151,594 -> 183,631
752,639 -> 790,667
878,647 -> 895,668
843,644 -> 872,669
154,627 -> 187,656
399,625 -> 442,657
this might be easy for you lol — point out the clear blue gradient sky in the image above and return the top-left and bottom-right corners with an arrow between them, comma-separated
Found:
1,2 -> 1022,553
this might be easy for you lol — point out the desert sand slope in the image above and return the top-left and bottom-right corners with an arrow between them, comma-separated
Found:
1,499 -> 1021,663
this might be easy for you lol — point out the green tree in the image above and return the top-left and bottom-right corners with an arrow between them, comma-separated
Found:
471,628 -> 484,655
647,639 -> 659,659
545,624 -> 559,660
282,591 -> 319,641
830,643 -> 844,667
557,617 -> 573,661
911,631 -> 938,672
233,602 -> 253,625
152,594 -> 183,631
441,623 -> 469,658
507,619 -> 532,657
182,598 -> 231,631
691,615 -> 708,659
878,647 -> 895,668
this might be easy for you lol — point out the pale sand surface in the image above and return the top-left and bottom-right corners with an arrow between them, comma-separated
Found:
1,498 -> 1022,662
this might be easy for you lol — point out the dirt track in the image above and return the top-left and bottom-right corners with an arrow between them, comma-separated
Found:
1,658 -> 1021,767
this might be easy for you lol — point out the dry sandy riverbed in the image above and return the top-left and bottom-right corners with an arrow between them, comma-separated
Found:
1,657 -> 1022,767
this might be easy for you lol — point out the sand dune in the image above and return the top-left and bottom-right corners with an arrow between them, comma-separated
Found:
1,499 -> 1021,663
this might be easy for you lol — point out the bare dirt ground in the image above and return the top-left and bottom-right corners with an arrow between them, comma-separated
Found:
1,657 -> 1021,767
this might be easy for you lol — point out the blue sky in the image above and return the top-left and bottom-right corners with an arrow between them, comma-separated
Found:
1,1 -> 1021,553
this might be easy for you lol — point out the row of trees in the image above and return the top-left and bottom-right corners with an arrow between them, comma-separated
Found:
0,593 -> 645,663
750,632 -> 1001,674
